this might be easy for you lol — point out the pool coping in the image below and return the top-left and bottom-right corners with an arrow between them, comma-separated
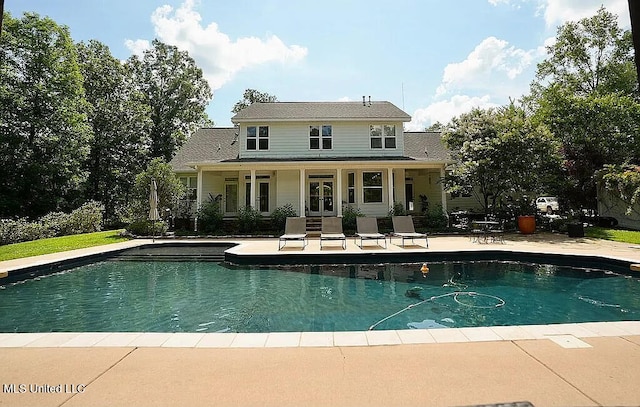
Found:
2,235 -> 640,349
1,321 -> 640,349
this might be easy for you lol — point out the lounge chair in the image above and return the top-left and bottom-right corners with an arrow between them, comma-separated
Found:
320,217 -> 346,249
278,217 -> 308,250
391,215 -> 429,248
355,217 -> 387,248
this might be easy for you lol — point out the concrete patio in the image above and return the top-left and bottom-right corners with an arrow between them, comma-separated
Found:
2,233 -> 640,406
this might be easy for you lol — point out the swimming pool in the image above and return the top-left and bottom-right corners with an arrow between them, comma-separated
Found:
1,260 -> 638,333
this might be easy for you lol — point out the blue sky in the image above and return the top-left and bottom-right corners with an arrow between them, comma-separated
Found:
5,0 -> 632,130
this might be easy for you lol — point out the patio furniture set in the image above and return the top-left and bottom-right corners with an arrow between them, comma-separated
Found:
278,215 -> 428,250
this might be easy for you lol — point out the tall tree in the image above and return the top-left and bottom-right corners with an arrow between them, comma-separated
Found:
533,6 -> 636,98
232,88 -> 278,114
534,87 -> 640,209
629,0 -> 640,86
77,40 -> 152,225
127,39 -> 212,162
443,105 -> 562,213
0,12 -> 92,217
529,7 -> 640,209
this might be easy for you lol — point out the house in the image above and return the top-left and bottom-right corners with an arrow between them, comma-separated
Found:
170,99 -> 477,219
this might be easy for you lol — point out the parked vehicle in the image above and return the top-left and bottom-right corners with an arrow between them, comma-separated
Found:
536,197 -> 560,214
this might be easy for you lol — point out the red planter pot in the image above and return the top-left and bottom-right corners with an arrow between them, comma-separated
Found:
517,215 -> 536,234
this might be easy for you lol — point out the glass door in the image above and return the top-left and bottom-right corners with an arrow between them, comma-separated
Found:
225,183 -> 238,214
308,179 -> 335,217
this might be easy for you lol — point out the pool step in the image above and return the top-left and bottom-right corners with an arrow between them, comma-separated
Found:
110,254 -> 225,262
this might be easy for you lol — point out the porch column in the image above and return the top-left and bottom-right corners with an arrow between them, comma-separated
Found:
336,169 -> 343,217
299,168 -> 306,217
440,166 -> 448,213
387,167 -> 394,213
196,167 -> 203,208
250,169 -> 256,209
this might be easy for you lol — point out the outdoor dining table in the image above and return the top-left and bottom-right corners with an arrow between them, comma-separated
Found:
470,220 -> 503,243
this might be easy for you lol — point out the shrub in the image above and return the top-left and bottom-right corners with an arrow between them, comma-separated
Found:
388,202 -> 407,217
342,205 -> 364,232
0,218 -> 48,245
0,201 -> 104,245
126,219 -> 168,236
422,204 -> 449,230
60,201 -> 104,235
270,204 -> 297,232
237,206 -> 262,233
196,195 -> 223,233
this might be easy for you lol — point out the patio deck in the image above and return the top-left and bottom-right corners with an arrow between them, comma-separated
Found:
2,233 -> 640,406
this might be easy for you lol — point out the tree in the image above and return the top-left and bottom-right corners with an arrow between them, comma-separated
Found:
127,39 -> 212,162
443,105 -> 562,213
77,40 -> 152,225
232,88 -> 278,114
534,88 -> 640,209
599,164 -> 640,217
0,12 -> 92,217
529,7 -> 640,210
628,0 -> 640,87
129,158 -> 185,221
533,6 -> 636,98
425,121 -> 445,132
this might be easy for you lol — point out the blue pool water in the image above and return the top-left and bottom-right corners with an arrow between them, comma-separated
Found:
1,261 -> 639,333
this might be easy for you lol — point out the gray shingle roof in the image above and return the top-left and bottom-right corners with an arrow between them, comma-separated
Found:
169,127 -> 239,172
403,131 -> 452,162
232,101 -> 411,122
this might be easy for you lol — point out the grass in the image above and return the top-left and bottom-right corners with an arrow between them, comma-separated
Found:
585,226 -> 640,245
0,230 -> 130,261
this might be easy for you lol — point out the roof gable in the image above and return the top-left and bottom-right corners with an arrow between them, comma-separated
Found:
232,101 -> 411,122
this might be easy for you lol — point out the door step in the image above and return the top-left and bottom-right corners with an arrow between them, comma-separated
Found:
306,217 -> 322,236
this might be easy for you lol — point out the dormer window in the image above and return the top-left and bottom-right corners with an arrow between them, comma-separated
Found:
247,126 -> 269,150
370,124 -> 396,149
310,125 -> 332,150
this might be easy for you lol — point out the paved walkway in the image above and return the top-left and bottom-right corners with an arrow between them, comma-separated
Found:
2,234 -> 640,406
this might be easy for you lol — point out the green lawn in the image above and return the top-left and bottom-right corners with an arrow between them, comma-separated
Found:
0,230 -> 130,261
585,227 -> 640,245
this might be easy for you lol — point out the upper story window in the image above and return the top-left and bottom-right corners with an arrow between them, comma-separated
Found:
310,125 -> 332,150
370,124 -> 397,149
247,126 -> 269,150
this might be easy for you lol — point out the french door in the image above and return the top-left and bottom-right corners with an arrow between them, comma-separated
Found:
308,179 -> 335,217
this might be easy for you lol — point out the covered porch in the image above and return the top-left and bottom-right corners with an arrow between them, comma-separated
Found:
188,160 -> 448,219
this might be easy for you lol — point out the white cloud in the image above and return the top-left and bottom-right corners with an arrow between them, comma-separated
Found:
487,0 -> 527,7
124,39 -> 151,57
436,37 -> 543,97
489,0 -> 630,27
125,0 -> 308,91
406,95 -> 500,131
540,0 -> 629,27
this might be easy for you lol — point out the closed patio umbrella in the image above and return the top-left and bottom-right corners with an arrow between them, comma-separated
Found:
149,178 -> 160,241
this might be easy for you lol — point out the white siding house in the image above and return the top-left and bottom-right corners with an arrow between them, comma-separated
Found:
170,100 -> 456,219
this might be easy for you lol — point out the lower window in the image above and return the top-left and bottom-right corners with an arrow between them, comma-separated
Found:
362,172 -> 383,203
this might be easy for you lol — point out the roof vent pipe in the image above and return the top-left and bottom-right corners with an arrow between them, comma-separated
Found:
362,96 -> 366,106
368,96 -> 371,106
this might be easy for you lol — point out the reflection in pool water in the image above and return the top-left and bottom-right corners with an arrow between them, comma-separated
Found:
0,261 -> 638,333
